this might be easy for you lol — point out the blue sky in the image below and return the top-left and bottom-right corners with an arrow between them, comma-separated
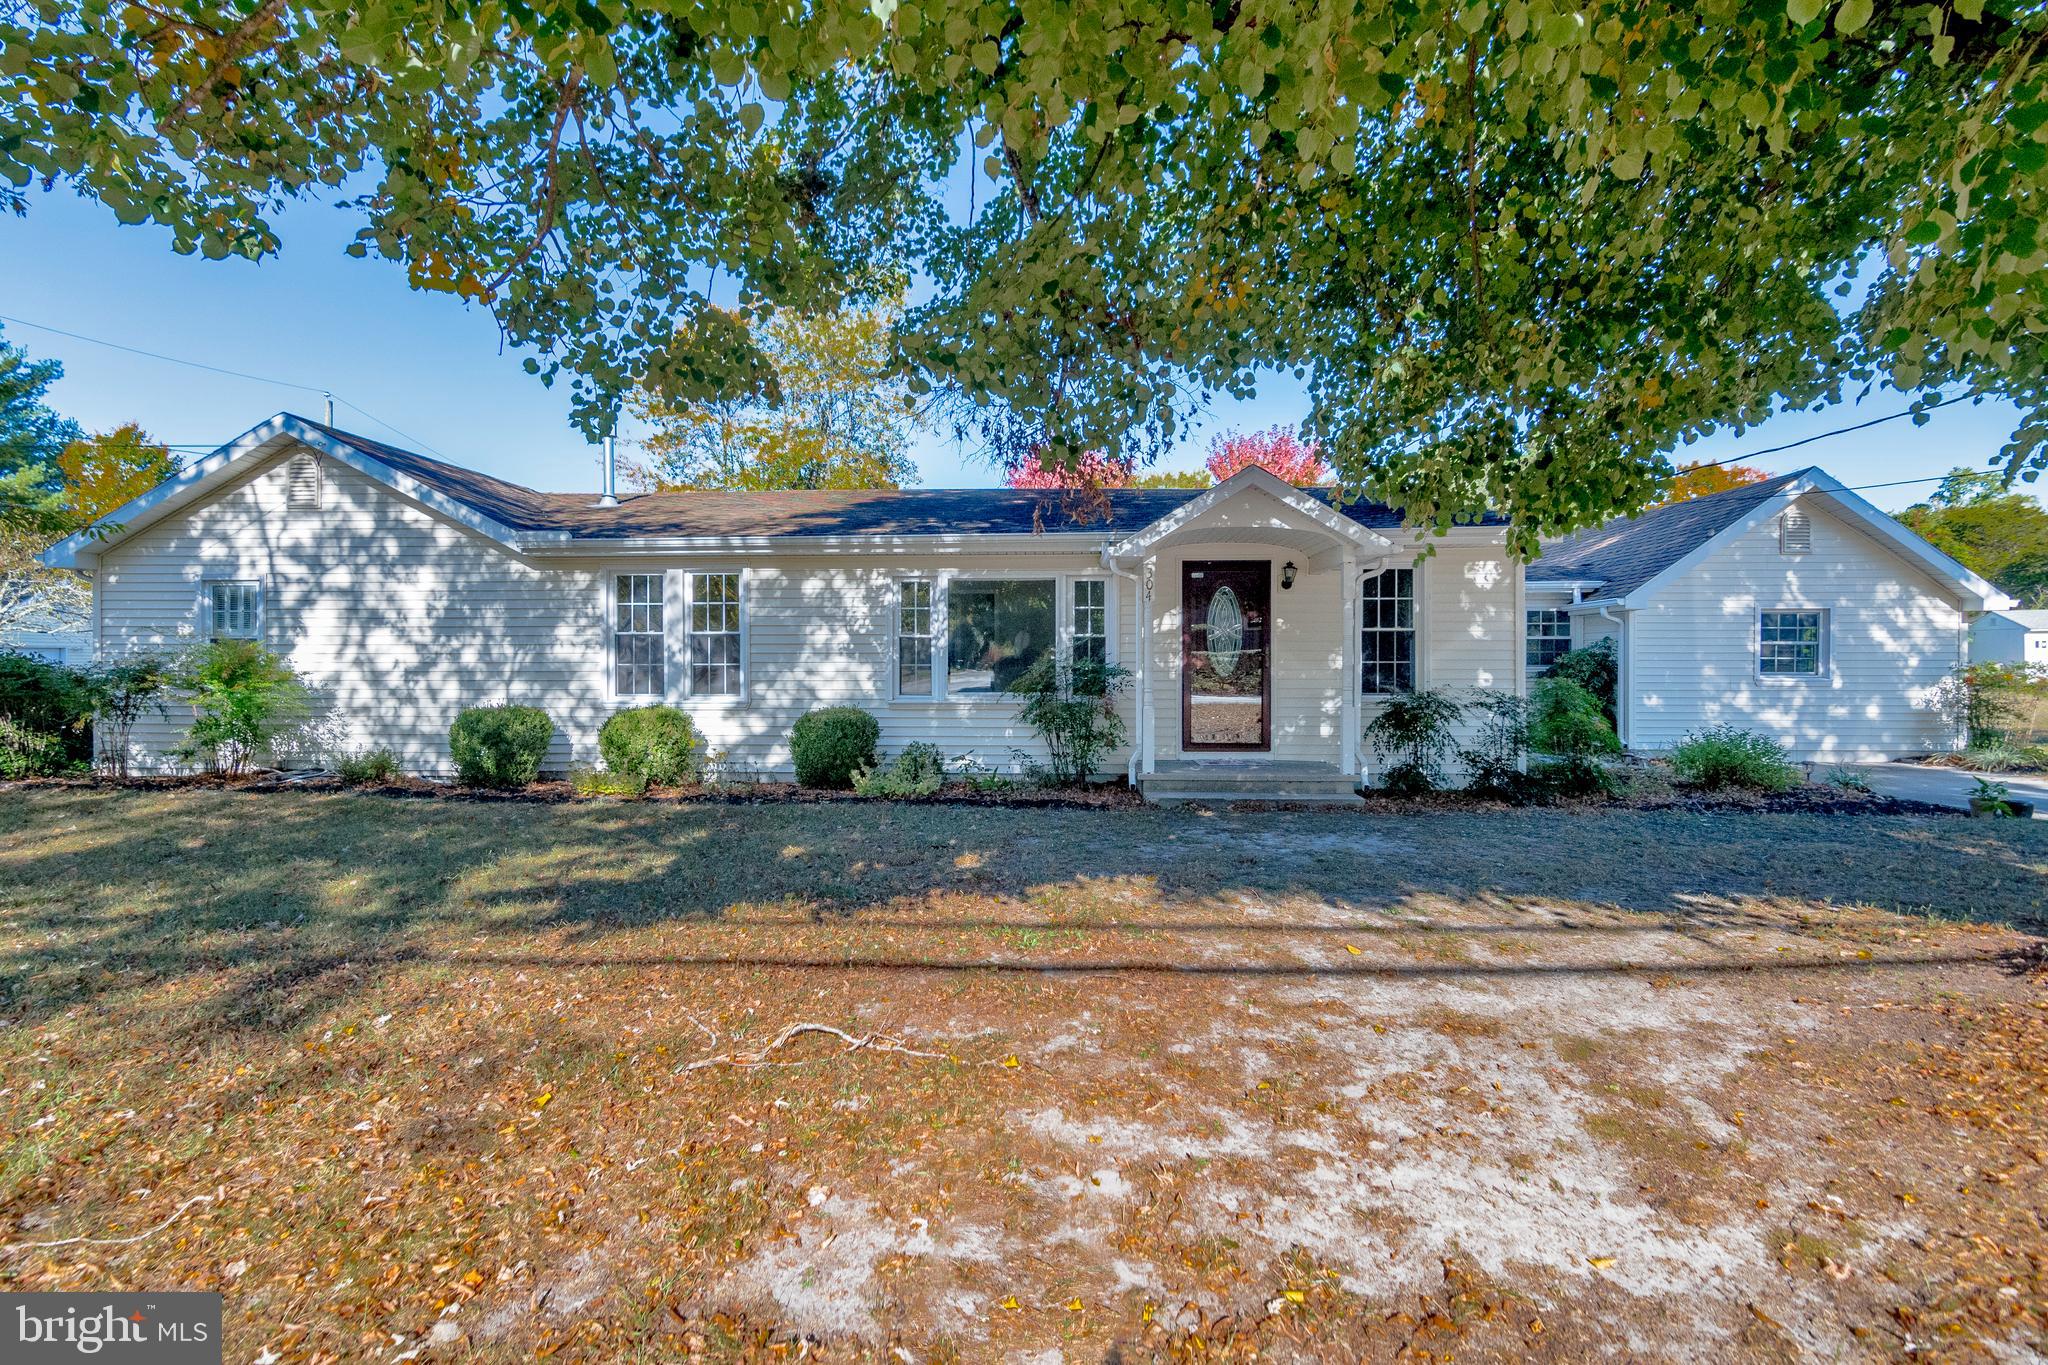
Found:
1,186 -> 2030,512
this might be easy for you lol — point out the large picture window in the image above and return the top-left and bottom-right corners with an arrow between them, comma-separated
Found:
1361,568 -> 1415,695
613,573 -> 664,696
1758,609 -> 1825,676
947,579 -> 1055,693
1526,608 -> 1572,671
688,571 -> 742,697
898,580 -> 934,697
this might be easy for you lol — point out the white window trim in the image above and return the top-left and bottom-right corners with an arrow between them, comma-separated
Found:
893,571 -> 1104,705
894,577 -> 938,701
198,577 -> 264,641
1755,606 -> 1829,680
609,570 -> 668,700
1525,606 -> 1572,673
1360,564 -> 1420,698
677,568 -> 748,705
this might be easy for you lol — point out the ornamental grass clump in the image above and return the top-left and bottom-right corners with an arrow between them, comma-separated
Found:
1669,724 -> 1800,792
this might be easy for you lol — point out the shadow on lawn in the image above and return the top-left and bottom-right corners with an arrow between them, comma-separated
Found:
0,787 -> 2042,1045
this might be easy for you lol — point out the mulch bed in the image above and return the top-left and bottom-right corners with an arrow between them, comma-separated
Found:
4,772 -> 1973,818
3,772 -> 1149,809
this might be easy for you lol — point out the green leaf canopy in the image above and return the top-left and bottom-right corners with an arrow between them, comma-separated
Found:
4,0 -> 2043,548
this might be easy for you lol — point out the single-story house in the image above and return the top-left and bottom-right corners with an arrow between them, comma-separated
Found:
1526,469 -> 2011,761
0,595 -> 93,667
1970,608 -> 2048,668
42,414 -> 2012,790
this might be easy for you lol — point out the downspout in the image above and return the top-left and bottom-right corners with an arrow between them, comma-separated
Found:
1598,604 -> 1626,747
1104,553 -> 1145,786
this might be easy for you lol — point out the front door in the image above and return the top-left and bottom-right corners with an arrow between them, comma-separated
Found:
1182,560 -> 1271,751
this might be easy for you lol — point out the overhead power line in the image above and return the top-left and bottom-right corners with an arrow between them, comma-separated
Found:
0,311 -> 449,459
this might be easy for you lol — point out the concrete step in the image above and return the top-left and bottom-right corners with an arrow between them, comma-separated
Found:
1146,789 -> 1366,807
1139,768 -> 1364,806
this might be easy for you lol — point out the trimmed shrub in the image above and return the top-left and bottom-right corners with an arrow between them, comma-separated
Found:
1669,724 -> 1799,791
598,705 -> 700,785
1364,688 -> 1466,794
0,650 -> 92,774
572,766 -> 649,798
449,704 -> 553,788
170,639 -> 312,776
789,706 -> 879,789
1545,637 -> 1618,724
854,741 -> 947,797
336,747 -> 401,784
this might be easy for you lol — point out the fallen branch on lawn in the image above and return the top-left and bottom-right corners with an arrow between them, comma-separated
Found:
680,1023 -> 952,1072
2,1193 -> 215,1255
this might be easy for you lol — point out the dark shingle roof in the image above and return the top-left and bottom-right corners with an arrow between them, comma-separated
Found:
297,416 -> 1422,539
1526,469 -> 1810,598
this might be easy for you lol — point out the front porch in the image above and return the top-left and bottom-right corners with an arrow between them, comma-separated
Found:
1105,467 -> 1400,787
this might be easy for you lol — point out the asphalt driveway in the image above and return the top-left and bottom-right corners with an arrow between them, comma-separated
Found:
1848,761 -> 2048,818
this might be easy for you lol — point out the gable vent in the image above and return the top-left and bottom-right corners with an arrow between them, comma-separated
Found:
1779,508 -> 1811,555
287,451 -> 323,510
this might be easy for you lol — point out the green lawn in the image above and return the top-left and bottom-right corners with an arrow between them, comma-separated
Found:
0,787 -> 2042,1361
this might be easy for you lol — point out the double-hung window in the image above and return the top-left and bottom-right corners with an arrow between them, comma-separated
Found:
1361,568 -> 1415,695
1758,609 -> 1825,677
687,571 -> 742,697
613,573 -> 665,697
206,581 -> 261,640
898,580 -> 934,697
1072,580 -> 1108,667
1526,608 -> 1572,671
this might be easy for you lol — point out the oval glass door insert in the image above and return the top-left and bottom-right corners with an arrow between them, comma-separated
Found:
1207,585 -> 1244,673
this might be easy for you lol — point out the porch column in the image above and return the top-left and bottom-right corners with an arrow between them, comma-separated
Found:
1140,557 -> 1158,775
1340,547 -> 1360,775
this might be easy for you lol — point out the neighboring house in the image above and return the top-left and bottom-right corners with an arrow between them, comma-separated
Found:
41,414 -> 2009,785
0,595 -> 93,667
1527,470 -> 2011,761
1970,609 -> 2048,668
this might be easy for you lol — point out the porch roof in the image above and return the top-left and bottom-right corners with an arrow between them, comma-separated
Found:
1102,467 -> 1402,562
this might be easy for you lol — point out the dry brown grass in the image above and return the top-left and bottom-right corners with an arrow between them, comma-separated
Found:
0,787 -> 2042,1362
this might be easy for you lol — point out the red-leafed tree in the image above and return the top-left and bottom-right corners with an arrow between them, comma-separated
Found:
1203,427 -> 1330,485
1005,450 -> 1137,489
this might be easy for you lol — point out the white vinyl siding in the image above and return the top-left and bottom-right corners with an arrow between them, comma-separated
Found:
1623,499 -> 1967,761
88,443 -> 1141,777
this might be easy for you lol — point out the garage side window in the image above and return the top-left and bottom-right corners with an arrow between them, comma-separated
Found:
1758,609 -> 1825,676
206,581 -> 261,640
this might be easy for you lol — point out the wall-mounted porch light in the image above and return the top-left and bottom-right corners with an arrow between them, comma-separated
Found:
1280,561 -> 1298,590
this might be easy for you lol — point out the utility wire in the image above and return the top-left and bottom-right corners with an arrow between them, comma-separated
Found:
1681,393 -> 1972,471
0,312 -> 450,459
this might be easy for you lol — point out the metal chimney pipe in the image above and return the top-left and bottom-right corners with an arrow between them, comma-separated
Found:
323,391 -> 335,425
597,434 -> 619,507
